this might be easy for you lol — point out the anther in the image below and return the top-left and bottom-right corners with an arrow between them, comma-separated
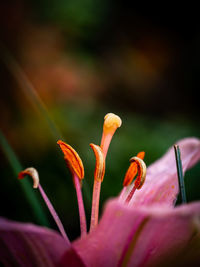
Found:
57,140 -> 84,180
90,144 -> 105,182
123,152 -> 145,186
18,167 -> 39,188
129,156 -> 146,189
125,157 -> 147,203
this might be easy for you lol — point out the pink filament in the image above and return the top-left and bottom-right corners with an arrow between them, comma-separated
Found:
90,133 -> 112,232
73,174 -> 87,236
38,184 -> 70,245
90,180 -> 101,232
125,185 -> 137,203
119,187 -> 128,202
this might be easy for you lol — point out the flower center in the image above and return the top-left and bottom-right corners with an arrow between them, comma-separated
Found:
17,112 -> 148,240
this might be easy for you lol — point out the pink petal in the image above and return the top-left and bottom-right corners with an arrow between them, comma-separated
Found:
0,217 -> 73,266
129,137 -> 200,206
72,199 -> 200,267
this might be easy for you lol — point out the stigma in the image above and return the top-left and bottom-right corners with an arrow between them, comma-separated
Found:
101,113 -> 122,157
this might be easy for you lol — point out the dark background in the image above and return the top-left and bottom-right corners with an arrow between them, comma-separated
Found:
0,1 -> 199,240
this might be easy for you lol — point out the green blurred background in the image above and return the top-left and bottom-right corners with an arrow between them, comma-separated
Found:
0,1 -> 199,240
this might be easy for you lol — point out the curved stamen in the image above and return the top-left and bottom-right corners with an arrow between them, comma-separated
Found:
57,140 -> 87,236
18,168 -> 70,245
123,152 -> 145,187
119,152 -> 145,202
125,157 -> 147,203
90,144 -> 105,232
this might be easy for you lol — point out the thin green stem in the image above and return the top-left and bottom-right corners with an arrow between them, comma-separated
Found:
73,174 -> 87,236
174,145 -> 187,204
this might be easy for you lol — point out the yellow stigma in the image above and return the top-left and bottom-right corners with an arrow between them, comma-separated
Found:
103,113 -> 122,134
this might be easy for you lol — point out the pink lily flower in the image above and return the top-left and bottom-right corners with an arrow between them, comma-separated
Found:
0,113 -> 200,267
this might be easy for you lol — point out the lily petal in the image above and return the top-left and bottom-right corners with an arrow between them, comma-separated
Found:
0,218 -> 77,267
129,138 -> 200,206
72,199 -> 200,267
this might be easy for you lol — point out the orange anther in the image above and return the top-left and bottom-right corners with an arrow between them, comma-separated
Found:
123,151 -> 145,186
57,140 -> 84,179
90,143 -> 105,182
130,156 -> 146,189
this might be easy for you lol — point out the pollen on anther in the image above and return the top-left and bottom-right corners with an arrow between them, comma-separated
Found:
90,143 -> 105,182
130,156 -> 147,189
123,151 -> 145,187
57,140 -> 84,179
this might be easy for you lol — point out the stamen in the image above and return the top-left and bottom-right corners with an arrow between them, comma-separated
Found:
89,144 -> 105,232
174,145 -> 187,204
73,173 -> 87,236
100,113 -> 122,157
57,140 -> 87,236
125,157 -> 147,203
18,168 -> 70,245
119,152 -> 145,201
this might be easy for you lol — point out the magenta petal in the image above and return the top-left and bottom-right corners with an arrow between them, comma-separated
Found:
72,199 -> 200,267
129,137 -> 200,206
0,217 -> 71,266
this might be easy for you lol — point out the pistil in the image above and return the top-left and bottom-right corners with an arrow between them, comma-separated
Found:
18,168 -> 70,245
90,113 -> 121,232
90,144 -> 105,232
100,113 -> 122,157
